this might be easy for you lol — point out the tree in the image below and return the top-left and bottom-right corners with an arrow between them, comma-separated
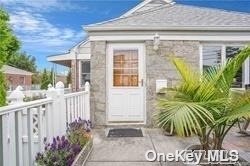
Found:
7,51 -> 37,73
0,8 -> 20,106
0,8 -> 20,64
32,72 -> 41,84
40,69 -> 53,90
0,72 -> 7,106
155,46 -> 250,151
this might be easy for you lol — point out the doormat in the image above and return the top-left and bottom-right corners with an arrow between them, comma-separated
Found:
107,128 -> 143,137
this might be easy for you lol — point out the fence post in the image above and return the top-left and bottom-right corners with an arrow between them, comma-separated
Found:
55,82 -> 67,136
3,86 -> 24,166
85,82 -> 90,120
46,84 -> 57,140
8,86 -> 25,104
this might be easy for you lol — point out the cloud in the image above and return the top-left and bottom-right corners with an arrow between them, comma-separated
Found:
9,10 -> 85,55
0,0 -> 87,12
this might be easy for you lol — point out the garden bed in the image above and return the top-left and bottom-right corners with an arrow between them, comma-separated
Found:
35,118 -> 92,166
72,137 -> 93,166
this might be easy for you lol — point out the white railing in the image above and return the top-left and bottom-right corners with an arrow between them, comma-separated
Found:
65,83 -> 90,124
0,81 -> 90,166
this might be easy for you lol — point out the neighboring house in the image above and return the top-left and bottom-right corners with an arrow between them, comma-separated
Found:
56,74 -> 68,86
2,65 -> 33,90
47,40 -> 91,91
47,0 -> 250,126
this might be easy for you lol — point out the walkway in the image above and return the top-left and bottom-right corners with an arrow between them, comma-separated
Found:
85,129 -> 198,166
223,127 -> 250,163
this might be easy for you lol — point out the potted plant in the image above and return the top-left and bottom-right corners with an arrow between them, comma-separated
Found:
155,46 -> 250,152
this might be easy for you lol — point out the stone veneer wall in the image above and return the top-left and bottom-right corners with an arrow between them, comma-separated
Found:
145,40 -> 200,126
90,40 -> 200,127
90,41 -> 107,126
71,59 -> 79,92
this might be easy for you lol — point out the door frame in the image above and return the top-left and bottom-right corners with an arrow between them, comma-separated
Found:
106,43 -> 146,125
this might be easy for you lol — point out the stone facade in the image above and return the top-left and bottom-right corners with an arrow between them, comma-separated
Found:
90,41 -> 107,126
145,40 -> 200,126
90,40 -> 200,127
71,59 -> 79,91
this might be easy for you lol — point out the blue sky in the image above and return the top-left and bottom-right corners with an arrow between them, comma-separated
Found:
1,0 -> 250,74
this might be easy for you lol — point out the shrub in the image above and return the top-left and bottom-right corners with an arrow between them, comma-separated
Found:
35,118 -> 92,165
0,71 -> 7,107
36,136 -> 81,166
23,94 -> 46,102
67,118 -> 92,148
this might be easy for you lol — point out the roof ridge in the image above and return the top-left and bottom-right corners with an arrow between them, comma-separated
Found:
175,3 -> 250,16
85,4 -> 173,28
120,0 -> 175,18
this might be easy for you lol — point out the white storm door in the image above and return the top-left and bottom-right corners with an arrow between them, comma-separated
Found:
108,44 -> 145,122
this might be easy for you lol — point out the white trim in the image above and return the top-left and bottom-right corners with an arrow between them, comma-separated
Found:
85,26 -> 250,32
199,44 -> 203,73
78,60 -> 91,89
120,0 -> 152,18
89,35 -> 250,42
78,60 -> 82,89
106,122 -> 146,126
245,58 -> 250,85
70,39 -> 89,52
221,45 -> 226,64
47,40 -> 91,62
120,0 -> 175,18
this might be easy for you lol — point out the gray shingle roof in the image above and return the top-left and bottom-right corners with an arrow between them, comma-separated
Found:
85,3 -> 250,31
2,65 -> 33,76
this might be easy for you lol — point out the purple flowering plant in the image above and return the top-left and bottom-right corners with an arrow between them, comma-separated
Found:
35,118 -> 92,166
67,118 -> 92,148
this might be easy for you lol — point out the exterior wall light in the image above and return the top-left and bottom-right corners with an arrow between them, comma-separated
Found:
153,33 -> 160,51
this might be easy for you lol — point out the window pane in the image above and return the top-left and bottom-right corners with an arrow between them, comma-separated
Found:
82,61 -> 90,73
81,74 -> 90,85
113,50 -> 138,87
81,61 -> 91,86
226,46 -> 243,88
114,75 -> 122,86
203,46 -> 221,72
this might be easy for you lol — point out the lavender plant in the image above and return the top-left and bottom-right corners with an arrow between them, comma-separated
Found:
67,118 -> 92,148
35,136 -> 81,166
36,118 -> 92,166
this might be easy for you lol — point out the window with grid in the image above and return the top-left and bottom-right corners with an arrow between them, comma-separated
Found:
113,50 -> 139,87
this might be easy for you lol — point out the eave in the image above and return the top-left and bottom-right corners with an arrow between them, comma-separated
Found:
84,26 -> 250,32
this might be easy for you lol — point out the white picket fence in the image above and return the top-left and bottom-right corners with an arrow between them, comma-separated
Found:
0,81 -> 90,166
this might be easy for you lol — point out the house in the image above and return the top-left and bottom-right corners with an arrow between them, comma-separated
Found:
2,65 -> 33,91
47,0 -> 250,126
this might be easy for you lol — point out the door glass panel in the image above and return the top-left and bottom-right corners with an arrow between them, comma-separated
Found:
226,46 -> 242,88
113,50 -> 139,86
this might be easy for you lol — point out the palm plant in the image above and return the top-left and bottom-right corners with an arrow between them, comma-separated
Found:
155,46 -> 250,150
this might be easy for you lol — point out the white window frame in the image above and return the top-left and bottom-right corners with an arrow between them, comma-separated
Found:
79,60 -> 90,88
200,43 -> 250,89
